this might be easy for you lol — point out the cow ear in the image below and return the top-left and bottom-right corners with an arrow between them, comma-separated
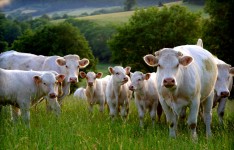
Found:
79,58 -> 89,68
229,67 -> 234,76
56,58 -> 66,66
56,74 -> 65,83
125,66 -> 131,75
96,72 -> 103,78
34,76 -> 42,85
144,73 -> 151,80
79,71 -> 86,78
108,67 -> 114,74
179,56 -> 193,66
143,54 -> 158,67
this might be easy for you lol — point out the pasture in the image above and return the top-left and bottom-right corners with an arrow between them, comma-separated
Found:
1,62 -> 234,149
1,96 -> 234,149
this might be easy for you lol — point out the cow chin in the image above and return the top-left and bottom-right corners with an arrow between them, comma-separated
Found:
164,84 -> 176,90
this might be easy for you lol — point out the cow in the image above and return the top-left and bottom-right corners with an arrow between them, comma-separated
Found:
106,66 -> 132,119
196,38 -> 203,48
129,71 -> 162,127
144,45 -> 218,139
213,58 -> 234,125
74,87 -> 87,100
0,68 -> 65,127
0,50 -> 90,105
79,71 -> 110,113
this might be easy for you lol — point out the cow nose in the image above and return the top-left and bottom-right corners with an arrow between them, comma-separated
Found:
163,78 -> 175,88
220,91 -> 230,98
88,82 -> 93,86
129,85 -> 134,91
49,93 -> 57,99
69,77 -> 77,83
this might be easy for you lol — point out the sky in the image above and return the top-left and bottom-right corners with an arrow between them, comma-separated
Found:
0,0 -> 10,8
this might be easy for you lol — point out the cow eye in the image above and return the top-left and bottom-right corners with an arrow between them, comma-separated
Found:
77,66 -> 80,69
65,65 -> 68,68
116,72 -> 119,75
43,83 -> 47,86
138,78 -> 141,81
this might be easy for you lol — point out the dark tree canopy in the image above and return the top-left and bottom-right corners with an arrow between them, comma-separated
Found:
108,5 -> 202,72
202,0 -> 234,66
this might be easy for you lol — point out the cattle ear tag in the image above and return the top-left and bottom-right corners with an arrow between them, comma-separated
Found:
33,76 -> 41,85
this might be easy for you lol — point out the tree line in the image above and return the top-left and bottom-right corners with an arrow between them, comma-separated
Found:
0,0 -> 233,73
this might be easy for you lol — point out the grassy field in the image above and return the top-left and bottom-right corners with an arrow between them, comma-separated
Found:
53,1 -> 207,25
1,95 -> 234,149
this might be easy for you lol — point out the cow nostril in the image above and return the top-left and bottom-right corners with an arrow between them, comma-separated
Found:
49,93 -> 56,98
220,91 -> 230,97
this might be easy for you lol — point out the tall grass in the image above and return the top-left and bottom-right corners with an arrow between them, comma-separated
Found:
1,96 -> 234,149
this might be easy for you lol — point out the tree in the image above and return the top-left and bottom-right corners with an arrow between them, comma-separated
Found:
124,0 -> 137,11
108,5 -> 202,72
202,0 -> 234,65
65,18 -> 116,63
12,22 -> 96,70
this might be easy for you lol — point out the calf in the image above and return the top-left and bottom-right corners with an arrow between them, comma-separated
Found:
213,58 -> 234,124
79,71 -> 110,113
0,68 -> 65,127
129,71 -> 162,127
144,45 -> 218,139
106,66 -> 132,119
0,50 -> 90,105
74,87 -> 87,100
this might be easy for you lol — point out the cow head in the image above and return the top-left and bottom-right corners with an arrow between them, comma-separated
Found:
129,71 -> 150,91
56,55 -> 89,83
215,63 -> 234,98
80,71 -> 103,87
34,72 -> 65,115
108,66 -> 131,85
144,48 -> 193,89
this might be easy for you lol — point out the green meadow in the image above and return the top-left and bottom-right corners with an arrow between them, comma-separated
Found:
1,95 -> 234,149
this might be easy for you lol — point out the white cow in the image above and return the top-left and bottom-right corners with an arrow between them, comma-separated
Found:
0,68 -> 65,127
129,71 -> 162,127
213,58 -> 234,124
144,45 -> 218,139
0,50 -> 90,105
79,71 -> 110,113
106,66 -> 132,119
74,87 -> 87,100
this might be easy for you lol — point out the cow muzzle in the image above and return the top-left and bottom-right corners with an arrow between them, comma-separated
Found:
69,77 -> 78,83
163,78 -> 176,88
220,91 -> 230,98
129,85 -> 135,91
88,82 -> 94,86
49,93 -> 57,99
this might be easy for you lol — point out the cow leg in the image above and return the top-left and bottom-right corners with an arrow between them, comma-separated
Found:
11,106 -> 21,123
159,98 -> 177,138
137,103 -> 145,127
202,92 -> 214,138
19,102 -> 31,128
157,102 -> 163,122
187,96 -> 200,140
217,97 -> 227,125
150,101 -> 157,127
121,101 -> 129,119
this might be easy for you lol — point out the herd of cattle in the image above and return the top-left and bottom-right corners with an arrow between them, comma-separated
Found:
0,39 -> 233,140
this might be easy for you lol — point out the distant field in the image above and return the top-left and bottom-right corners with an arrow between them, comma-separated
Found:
53,1 -> 206,25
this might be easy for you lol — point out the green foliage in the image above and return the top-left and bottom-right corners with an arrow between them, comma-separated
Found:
108,5 -> 202,72
65,18 -> 117,63
12,22 -> 96,70
201,0 -> 234,65
124,0 -> 137,11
